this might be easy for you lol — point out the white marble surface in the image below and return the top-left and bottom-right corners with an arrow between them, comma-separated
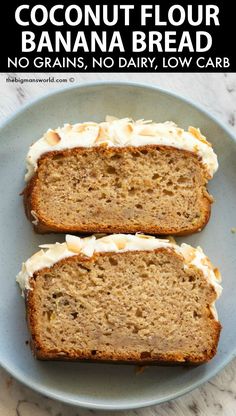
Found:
0,72 -> 236,416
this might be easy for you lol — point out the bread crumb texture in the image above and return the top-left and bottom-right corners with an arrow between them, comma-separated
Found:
25,146 -> 212,235
27,249 -> 221,363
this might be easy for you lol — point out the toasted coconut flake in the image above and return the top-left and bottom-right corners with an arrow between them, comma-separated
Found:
136,119 -> 153,124
188,127 -> 212,147
72,123 -> 98,133
139,126 -> 158,136
115,240 -> 127,250
72,124 -> 85,133
214,268 -> 222,281
67,243 -> 82,254
200,255 -> 213,271
63,123 -> 72,133
95,125 -> 112,144
167,236 -> 177,244
123,123 -> 133,135
30,250 -> 45,262
183,247 -> 196,263
137,234 -> 155,240
95,126 -> 107,143
44,131 -> 61,145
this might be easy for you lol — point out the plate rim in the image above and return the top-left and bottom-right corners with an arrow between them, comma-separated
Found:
0,80 -> 236,410
1,80 -> 236,143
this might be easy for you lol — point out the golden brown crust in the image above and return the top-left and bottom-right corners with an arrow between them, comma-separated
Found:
25,250 -> 221,364
23,145 -> 212,236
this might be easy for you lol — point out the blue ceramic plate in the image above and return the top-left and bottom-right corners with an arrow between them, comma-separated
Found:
0,82 -> 235,410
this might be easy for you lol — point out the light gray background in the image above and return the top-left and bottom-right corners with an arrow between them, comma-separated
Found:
0,72 -> 236,416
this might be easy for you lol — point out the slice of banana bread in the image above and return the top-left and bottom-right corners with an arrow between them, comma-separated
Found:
16,234 -> 222,364
23,118 -> 218,235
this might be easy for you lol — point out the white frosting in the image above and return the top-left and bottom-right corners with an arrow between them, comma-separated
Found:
16,234 -> 222,320
180,243 -> 222,320
25,117 -> 218,181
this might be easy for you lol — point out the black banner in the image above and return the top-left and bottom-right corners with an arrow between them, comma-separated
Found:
1,0 -> 235,72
